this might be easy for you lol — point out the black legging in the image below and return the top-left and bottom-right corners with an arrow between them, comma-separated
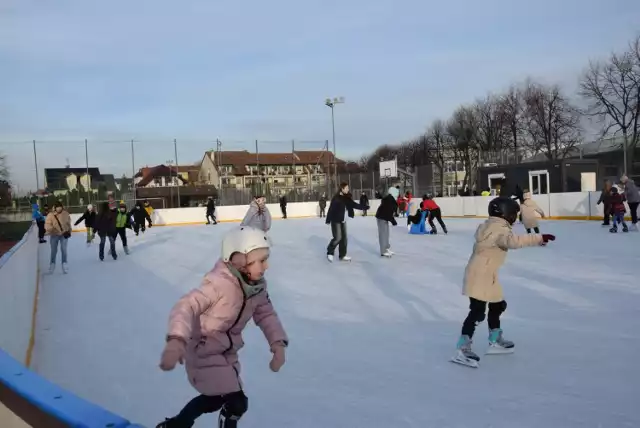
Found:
172,390 -> 248,427
461,298 -> 506,338
629,202 -> 639,224
116,228 -> 127,247
427,208 -> 447,233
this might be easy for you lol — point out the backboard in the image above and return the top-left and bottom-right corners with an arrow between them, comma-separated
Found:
379,158 -> 398,179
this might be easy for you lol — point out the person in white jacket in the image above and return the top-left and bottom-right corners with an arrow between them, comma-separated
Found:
240,196 -> 272,232
520,191 -> 545,234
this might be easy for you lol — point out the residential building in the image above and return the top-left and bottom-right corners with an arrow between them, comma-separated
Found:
43,167 -> 116,196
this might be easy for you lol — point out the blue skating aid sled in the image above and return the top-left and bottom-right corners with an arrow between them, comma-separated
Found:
409,210 -> 428,235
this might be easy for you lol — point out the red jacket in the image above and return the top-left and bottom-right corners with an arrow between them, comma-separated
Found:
610,193 -> 626,214
421,199 -> 439,211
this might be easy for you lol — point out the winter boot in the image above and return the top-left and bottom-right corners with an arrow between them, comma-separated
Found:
622,223 -> 629,233
451,335 -> 479,367
443,225 -> 448,234
48,263 -> 55,274
610,225 -> 618,233
486,328 -> 515,354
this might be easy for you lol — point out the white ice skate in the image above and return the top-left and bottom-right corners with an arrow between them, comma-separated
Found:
339,256 -> 352,262
61,263 -> 68,274
381,249 -> 393,258
387,248 -> 395,255
327,254 -> 334,262
630,224 -> 638,232
124,246 -> 130,255
451,335 -> 479,368
48,263 -> 55,274
485,328 -> 515,355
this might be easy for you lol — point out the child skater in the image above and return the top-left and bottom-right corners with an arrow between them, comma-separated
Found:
421,194 -> 447,234
129,202 -> 151,236
240,195 -> 271,232
375,188 -> 398,257
156,226 -> 288,428
609,187 -> 628,233
520,190 -> 545,234
115,201 -> 132,254
452,197 -> 555,368
74,204 -> 97,245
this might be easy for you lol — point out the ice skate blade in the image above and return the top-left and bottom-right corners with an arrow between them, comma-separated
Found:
485,345 -> 515,355
450,355 -> 479,368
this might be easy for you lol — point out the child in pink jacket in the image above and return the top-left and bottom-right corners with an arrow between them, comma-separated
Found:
157,226 -> 288,428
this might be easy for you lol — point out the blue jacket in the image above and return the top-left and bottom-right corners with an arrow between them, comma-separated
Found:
32,204 -> 44,222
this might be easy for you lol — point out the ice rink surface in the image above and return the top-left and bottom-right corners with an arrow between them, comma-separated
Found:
32,216 -> 639,427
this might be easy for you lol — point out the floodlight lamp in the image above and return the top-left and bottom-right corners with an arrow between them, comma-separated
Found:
325,98 -> 332,105
338,96 -> 345,103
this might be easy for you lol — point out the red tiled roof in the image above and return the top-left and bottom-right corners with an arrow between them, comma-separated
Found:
136,165 -> 188,187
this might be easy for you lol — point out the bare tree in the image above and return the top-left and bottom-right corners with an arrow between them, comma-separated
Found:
499,85 -> 527,163
0,153 -> 8,182
425,119 -> 450,195
580,35 -> 640,174
447,106 -> 479,192
474,94 -> 509,164
523,81 -> 582,160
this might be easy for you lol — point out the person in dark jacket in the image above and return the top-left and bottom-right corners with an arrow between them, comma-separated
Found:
375,189 -> 398,257
597,180 -> 613,226
609,187 -> 628,233
205,196 -> 217,225
129,202 -> 152,235
279,195 -> 287,219
325,182 -> 367,262
318,194 -> 327,217
74,203 -> 97,245
360,192 -> 370,216
94,202 -> 118,261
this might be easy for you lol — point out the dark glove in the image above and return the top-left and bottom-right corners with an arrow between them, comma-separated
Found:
542,234 -> 555,243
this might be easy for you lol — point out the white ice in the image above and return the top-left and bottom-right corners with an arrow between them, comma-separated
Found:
32,216 -> 640,427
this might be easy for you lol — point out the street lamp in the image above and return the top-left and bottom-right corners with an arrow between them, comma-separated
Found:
325,96 -> 345,188
166,160 -> 175,208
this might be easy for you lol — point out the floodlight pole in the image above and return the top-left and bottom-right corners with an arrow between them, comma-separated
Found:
325,97 -> 344,189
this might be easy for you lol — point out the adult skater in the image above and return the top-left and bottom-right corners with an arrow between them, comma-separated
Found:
375,188 -> 398,257
609,187 -> 628,233
279,195 -> 287,219
325,182 -> 367,262
74,204 -> 97,245
206,196 -> 217,225
115,201 -> 132,255
452,197 -> 555,368
44,201 -> 72,274
156,227 -> 288,428
360,192 -> 369,216
32,203 -> 46,243
421,194 -> 447,234
240,196 -> 271,232
520,191 -> 545,234
94,201 -> 118,261
596,180 -> 613,226
620,175 -> 639,231
318,193 -> 327,217
129,202 -> 152,236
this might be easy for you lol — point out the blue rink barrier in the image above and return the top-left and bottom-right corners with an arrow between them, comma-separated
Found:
0,349 -> 144,428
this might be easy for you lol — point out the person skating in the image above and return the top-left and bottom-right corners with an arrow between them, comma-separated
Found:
95,202 -> 118,261
32,203 -> 46,243
240,196 -> 271,232
156,227 -> 288,428
620,175 -> 639,231
451,197 -> 555,368
144,200 -> 154,227
520,190 -> 545,234
115,201 -> 132,254
206,196 -> 217,225
74,204 -> 97,245
279,195 -> 287,219
129,202 -> 152,235
421,194 -> 447,234
325,182 -> 367,262
44,201 -> 72,274
608,187 -> 629,233
597,180 -> 613,226
375,189 -> 398,257
360,192 -> 370,216
318,193 -> 327,217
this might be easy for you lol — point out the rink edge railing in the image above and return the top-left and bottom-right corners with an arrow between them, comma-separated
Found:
0,225 -> 145,427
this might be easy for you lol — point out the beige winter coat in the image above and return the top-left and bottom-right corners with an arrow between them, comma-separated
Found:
44,211 -> 72,236
520,197 -> 545,229
463,217 -> 543,303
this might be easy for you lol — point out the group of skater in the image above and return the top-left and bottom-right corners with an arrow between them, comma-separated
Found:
153,181 -> 562,426
596,175 -> 639,233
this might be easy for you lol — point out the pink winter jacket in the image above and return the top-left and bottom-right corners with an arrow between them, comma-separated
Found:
166,260 -> 288,396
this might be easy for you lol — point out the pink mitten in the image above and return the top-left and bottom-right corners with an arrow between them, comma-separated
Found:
159,338 -> 186,371
269,344 -> 286,372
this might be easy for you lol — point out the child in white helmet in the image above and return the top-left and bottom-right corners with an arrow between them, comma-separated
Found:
74,203 -> 96,246
157,226 -> 288,428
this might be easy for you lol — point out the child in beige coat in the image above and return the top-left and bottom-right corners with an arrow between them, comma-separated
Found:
451,197 -> 555,368
520,191 -> 545,234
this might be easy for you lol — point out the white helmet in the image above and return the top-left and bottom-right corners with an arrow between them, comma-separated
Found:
87,204 -> 93,210
221,226 -> 270,262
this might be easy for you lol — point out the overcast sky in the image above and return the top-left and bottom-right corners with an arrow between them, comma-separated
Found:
1,0 -> 639,191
